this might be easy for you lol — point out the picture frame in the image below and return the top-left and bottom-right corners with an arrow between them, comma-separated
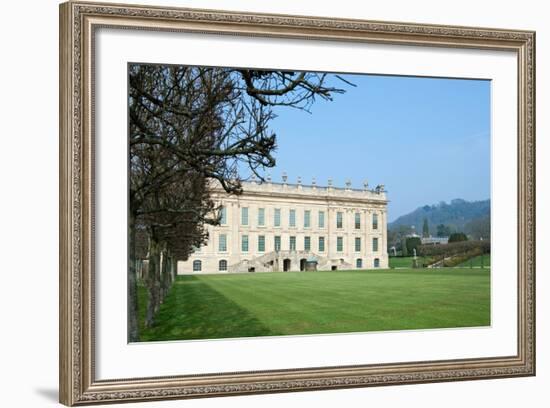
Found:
59,1 -> 536,405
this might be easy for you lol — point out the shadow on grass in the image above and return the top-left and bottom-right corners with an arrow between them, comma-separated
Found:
138,276 -> 272,341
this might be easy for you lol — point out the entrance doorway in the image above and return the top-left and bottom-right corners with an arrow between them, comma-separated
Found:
299,258 -> 307,271
283,259 -> 291,271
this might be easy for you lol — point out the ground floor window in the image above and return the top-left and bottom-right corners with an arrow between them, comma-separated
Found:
193,260 -> 202,272
374,258 -> 380,268
356,258 -> 362,268
219,259 -> 227,271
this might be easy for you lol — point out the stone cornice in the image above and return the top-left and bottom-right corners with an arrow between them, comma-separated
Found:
211,181 -> 388,206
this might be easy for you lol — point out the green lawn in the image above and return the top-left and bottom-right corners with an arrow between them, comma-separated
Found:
458,254 -> 491,268
389,257 -> 417,268
137,268 -> 490,342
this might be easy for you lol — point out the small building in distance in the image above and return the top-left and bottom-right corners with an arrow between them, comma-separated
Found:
177,177 -> 389,274
421,236 -> 449,245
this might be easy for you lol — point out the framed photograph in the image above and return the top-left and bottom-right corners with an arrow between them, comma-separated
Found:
59,1 -> 535,405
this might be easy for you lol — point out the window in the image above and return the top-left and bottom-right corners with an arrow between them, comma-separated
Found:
337,212 -> 343,229
241,207 -> 249,226
318,211 -> 325,228
356,258 -> 363,268
289,209 -> 296,227
337,237 -> 344,252
304,210 -> 311,228
355,212 -> 361,229
258,208 -> 265,226
274,235 -> 281,251
318,236 -> 325,252
274,208 -> 281,227
374,258 -> 380,268
220,206 -> 227,225
219,260 -> 227,271
372,213 -> 379,230
258,235 -> 265,252
290,236 -> 296,251
373,237 -> 379,252
355,237 -> 361,252
241,235 -> 249,252
192,260 -> 201,272
219,234 -> 227,252
304,236 -> 311,251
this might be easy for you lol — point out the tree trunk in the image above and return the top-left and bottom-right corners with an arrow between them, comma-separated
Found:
160,248 -> 169,303
127,211 -> 139,342
165,253 -> 173,298
145,237 -> 161,328
170,256 -> 177,283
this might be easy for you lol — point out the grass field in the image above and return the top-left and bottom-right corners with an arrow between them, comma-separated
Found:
389,257 -> 419,268
458,254 -> 491,267
137,268 -> 490,342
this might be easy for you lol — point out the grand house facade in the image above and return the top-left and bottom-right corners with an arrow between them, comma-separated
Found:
177,177 -> 388,274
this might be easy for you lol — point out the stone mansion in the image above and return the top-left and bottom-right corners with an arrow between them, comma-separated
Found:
177,177 -> 388,274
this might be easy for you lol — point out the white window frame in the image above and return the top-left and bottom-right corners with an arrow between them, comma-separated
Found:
336,212 -> 343,229
258,208 -> 265,227
258,235 -> 266,252
219,234 -> 228,252
241,235 -> 249,253
241,207 -> 249,226
289,209 -> 296,227
337,236 -> 344,252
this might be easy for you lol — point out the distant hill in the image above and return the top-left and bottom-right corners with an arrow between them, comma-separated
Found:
389,199 -> 490,237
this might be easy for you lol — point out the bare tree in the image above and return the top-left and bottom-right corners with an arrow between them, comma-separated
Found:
128,64 -> 347,340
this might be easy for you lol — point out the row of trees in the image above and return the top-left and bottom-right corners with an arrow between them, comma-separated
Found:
418,239 -> 491,258
398,238 -> 490,267
128,64 -> 347,341
399,231 -> 480,260
419,239 -> 491,267
425,218 -> 484,240
389,217 -> 488,255
394,232 -> 464,257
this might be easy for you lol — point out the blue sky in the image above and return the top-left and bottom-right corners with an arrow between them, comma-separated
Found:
254,74 -> 491,222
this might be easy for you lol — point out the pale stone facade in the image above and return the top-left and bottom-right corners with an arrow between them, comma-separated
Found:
177,179 -> 388,274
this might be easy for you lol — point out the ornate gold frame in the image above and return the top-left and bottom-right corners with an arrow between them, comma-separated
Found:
59,1 -> 536,405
